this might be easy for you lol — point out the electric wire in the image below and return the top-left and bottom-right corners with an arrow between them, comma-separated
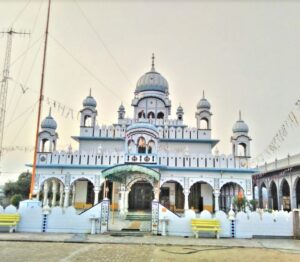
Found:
7,0 -> 44,116
9,0 -> 32,28
73,0 -> 133,87
49,34 -> 128,106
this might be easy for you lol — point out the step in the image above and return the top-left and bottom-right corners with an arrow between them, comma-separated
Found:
125,215 -> 151,221
109,230 -> 144,237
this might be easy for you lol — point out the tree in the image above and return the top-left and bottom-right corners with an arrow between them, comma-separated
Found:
4,171 -> 31,200
10,194 -> 23,208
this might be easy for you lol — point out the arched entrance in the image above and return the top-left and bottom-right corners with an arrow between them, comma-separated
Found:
189,182 -> 213,212
71,178 -> 95,209
160,181 -> 184,212
296,177 -> 300,209
259,182 -> 268,208
281,179 -> 291,211
269,181 -> 278,210
220,182 -> 244,212
128,181 -> 154,211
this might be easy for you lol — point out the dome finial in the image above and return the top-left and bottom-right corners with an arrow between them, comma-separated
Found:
203,90 -> 205,99
89,88 -> 92,96
49,107 -> 52,117
151,53 -> 155,71
239,110 -> 242,121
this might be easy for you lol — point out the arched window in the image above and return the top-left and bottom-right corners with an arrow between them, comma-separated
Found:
42,138 -> 50,152
237,143 -> 247,157
138,111 -> 146,119
148,140 -> 155,154
157,112 -> 164,119
128,140 -> 136,154
137,137 -> 146,153
200,118 -> 209,129
84,115 -> 92,127
147,112 -> 155,119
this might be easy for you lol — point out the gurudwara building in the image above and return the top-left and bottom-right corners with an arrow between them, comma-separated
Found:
33,56 -> 256,216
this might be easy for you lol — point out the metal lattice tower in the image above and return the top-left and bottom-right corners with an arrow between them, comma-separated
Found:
0,29 -> 28,161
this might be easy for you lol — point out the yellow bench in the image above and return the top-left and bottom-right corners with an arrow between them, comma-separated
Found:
191,218 -> 221,239
0,214 -> 20,233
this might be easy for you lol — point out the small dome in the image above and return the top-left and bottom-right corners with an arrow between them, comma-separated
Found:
197,91 -> 211,110
118,103 -> 125,112
83,95 -> 97,108
232,111 -> 249,133
41,112 -> 57,130
135,54 -> 169,95
177,105 -> 184,114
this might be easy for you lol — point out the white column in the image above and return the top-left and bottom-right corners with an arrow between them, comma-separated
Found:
94,188 -> 100,205
36,191 -> 40,201
59,183 -> 64,207
119,190 -> 125,217
51,180 -> 57,207
63,188 -> 70,208
184,189 -> 189,211
71,184 -> 76,205
124,190 -> 129,214
214,192 -> 220,212
43,181 -> 49,206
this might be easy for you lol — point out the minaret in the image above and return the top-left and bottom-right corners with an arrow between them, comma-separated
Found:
195,91 -> 212,130
231,110 -> 251,158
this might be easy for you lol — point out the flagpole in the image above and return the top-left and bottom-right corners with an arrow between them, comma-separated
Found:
29,0 -> 52,199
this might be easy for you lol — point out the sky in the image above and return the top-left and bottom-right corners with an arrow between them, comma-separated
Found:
0,0 -> 300,185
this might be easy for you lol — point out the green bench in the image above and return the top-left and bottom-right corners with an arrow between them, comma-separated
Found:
0,214 -> 20,233
191,218 -> 221,239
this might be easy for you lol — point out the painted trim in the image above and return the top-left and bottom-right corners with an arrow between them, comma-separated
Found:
28,163 -> 257,174
72,136 -> 125,141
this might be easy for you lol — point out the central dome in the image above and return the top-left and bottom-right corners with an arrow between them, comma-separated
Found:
135,54 -> 169,95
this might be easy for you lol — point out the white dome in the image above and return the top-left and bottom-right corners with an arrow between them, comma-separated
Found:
135,71 -> 169,94
41,114 -> 57,130
197,98 -> 211,110
83,95 -> 97,108
232,120 -> 249,133
135,54 -> 169,95
232,112 -> 249,133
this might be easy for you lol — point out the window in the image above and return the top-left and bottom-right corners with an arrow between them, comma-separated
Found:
157,112 -> 164,119
148,112 -> 155,119
137,137 -> 146,153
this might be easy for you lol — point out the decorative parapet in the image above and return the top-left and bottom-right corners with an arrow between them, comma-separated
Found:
36,151 -> 253,170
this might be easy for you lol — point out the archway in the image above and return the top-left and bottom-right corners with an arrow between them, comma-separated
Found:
128,181 -> 154,211
269,181 -> 278,210
98,180 -> 113,203
189,182 -> 213,212
220,182 -> 244,212
281,179 -> 291,211
71,178 -> 95,209
40,178 -> 64,207
160,180 -> 184,212
296,177 -> 300,209
259,182 -> 268,208
252,184 -> 258,210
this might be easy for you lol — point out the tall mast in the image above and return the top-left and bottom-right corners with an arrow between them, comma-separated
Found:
29,0 -> 52,199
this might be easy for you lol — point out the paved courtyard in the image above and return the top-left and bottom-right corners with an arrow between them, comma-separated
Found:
0,233 -> 300,261
0,241 -> 300,262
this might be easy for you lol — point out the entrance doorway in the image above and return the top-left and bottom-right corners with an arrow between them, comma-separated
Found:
128,181 -> 154,211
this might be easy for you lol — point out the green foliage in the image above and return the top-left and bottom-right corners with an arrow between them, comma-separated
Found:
4,172 -> 31,199
233,196 -> 248,212
249,199 -> 258,211
10,194 -> 23,207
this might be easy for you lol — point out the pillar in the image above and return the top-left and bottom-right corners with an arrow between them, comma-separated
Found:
119,190 -> 125,217
94,188 -> 100,205
43,181 -> 49,206
184,189 -> 189,211
71,183 -> 76,205
63,188 -> 70,208
51,180 -> 57,207
214,192 -> 220,212
59,183 -> 64,207
124,190 -> 129,214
